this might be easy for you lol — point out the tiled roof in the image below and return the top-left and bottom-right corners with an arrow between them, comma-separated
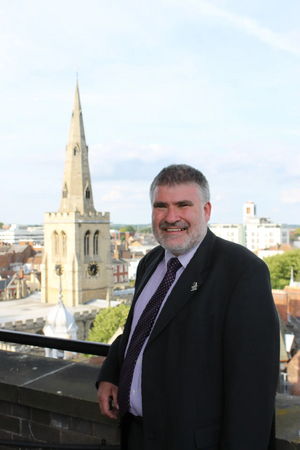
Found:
268,244 -> 293,251
7,244 -> 29,254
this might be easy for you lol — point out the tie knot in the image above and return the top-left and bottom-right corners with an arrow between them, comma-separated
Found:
167,257 -> 182,274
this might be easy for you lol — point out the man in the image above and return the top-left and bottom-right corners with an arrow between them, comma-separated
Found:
97,164 -> 279,450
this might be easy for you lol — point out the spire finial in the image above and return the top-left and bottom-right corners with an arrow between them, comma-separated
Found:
290,266 -> 294,286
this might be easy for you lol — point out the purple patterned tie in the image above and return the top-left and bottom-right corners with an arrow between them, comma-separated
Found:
118,257 -> 182,417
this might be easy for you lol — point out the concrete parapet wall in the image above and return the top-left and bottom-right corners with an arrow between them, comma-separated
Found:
44,211 -> 110,222
276,393 -> 300,448
0,351 -> 299,448
0,308 -> 98,340
0,350 -> 119,447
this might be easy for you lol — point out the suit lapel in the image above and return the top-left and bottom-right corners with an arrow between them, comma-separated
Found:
147,228 -> 216,346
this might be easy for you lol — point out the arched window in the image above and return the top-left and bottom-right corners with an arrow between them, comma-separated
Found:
74,146 -> 79,156
62,232 -> 67,257
84,231 -> 90,256
93,231 -> 99,255
62,183 -> 68,199
54,232 -> 59,255
85,187 -> 90,199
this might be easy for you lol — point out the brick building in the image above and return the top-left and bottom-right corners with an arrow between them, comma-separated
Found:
273,287 -> 300,324
112,258 -> 129,284
0,244 -> 36,270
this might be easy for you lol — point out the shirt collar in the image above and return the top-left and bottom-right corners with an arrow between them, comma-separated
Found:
164,237 -> 204,270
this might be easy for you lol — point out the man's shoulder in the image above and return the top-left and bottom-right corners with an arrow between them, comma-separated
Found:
212,233 -> 267,270
136,245 -> 164,276
140,245 -> 164,265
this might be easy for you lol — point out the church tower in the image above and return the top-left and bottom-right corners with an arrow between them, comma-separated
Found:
42,82 -> 112,306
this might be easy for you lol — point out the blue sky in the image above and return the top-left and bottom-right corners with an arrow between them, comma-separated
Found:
1,0 -> 300,226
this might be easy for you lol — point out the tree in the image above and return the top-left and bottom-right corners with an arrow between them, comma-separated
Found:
125,225 -> 135,232
140,227 -> 152,233
87,304 -> 130,344
0,222 -> 3,229
291,228 -> 300,241
263,250 -> 300,290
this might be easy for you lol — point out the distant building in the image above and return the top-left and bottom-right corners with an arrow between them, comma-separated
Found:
112,245 -> 129,284
209,202 -> 290,252
273,286 -> 300,325
110,230 -> 135,241
129,234 -> 158,256
112,258 -> 129,284
123,258 -> 140,281
256,244 -> 293,260
0,272 -> 28,300
0,224 -> 44,245
0,244 -> 36,270
42,82 -> 112,306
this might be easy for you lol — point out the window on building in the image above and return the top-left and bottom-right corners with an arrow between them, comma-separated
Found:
62,232 -> 67,257
85,187 -> 90,199
120,275 -> 123,283
247,207 -> 251,214
114,276 -> 117,283
74,146 -> 79,156
93,231 -> 99,255
62,183 -> 68,199
54,232 -> 59,255
84,231 -> 90,256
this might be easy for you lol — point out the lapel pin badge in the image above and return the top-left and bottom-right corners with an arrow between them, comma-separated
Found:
191,282 -> 198,292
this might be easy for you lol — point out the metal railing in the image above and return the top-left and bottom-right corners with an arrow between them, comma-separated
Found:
0,329 -> 119,450
0,329 -> 110,356
0,442 -> 120,450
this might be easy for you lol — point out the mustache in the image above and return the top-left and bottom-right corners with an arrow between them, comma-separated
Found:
159,221 -> 189,230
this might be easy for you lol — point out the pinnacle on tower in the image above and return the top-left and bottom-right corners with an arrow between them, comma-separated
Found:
59,81 -> 95,215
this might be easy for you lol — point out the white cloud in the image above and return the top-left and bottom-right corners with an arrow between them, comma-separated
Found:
281,189 -> 300,204
90,141 -> 173,167
180,0 -> 300,56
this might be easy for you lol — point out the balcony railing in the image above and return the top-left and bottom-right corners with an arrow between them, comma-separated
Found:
1,330 -> 300,448
0,329 -> 119,450
0,329 -> 110,356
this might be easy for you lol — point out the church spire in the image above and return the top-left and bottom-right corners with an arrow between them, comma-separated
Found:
59,81 -> 95,214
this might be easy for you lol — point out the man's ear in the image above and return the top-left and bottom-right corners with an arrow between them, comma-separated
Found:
204,202 -> 212,223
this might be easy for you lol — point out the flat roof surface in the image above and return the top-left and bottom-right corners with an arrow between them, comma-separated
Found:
0,293 -> 119,326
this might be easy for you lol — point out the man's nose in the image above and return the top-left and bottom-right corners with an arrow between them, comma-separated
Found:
165,207 -> 180,224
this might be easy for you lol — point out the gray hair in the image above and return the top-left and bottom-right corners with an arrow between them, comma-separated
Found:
150,164 -> 210,203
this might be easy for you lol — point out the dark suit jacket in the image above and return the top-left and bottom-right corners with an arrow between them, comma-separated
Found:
97,229 -> 279,450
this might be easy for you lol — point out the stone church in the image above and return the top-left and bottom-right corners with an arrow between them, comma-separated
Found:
42,82 -> 112,307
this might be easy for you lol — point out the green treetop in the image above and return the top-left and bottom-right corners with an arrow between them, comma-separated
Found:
263,249 -> 300,290
87,303 -> 130,344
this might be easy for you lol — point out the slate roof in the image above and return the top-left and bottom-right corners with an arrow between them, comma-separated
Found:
112,257 -> 128,265
286,316 -> 300,352
7,244 -> 29,254
0,279 -> 9,290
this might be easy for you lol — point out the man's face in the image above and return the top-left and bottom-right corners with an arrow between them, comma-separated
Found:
151,183 -> 211,255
